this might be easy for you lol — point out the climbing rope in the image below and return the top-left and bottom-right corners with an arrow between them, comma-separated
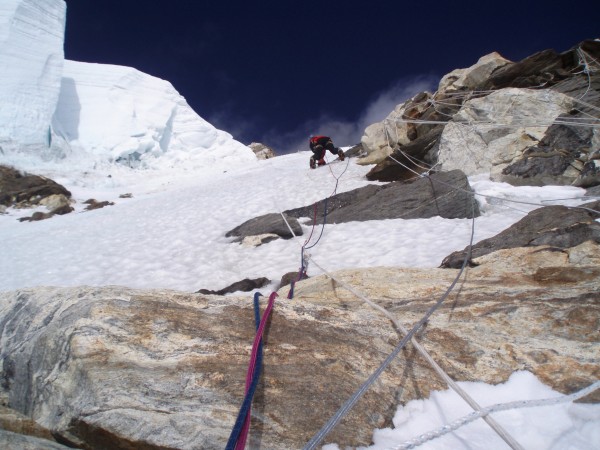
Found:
226,292 -> 277,450
288,155 -> 351,299
388,380 -> 600,450
303,199 -> 476,450
307,257 -> 524,450
388,155 -> 600,216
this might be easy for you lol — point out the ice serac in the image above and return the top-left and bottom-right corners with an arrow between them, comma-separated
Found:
0,0 -> 65,151
52,60 -> 256,170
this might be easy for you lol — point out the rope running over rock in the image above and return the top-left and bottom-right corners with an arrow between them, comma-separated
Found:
303,198 -> 476,450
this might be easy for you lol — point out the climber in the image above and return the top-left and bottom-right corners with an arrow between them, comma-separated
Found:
309,135 -> 345,169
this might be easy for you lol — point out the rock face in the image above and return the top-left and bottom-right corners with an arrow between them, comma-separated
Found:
284,169 -> 480,223
441,200 -> 600,268
436,88 -> 574,180
1,239 -> 598,449
362,40 -> 600,188
225,170 -> 479,245
249,142 -> 276,159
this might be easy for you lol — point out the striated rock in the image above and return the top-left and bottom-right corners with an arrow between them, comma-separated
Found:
0,286 -> 410,449
441,200 -> 600,268
284,169 -> 480,224
0,241 -> 598,448
249,142 -> 276,160
225,212 -> 303,244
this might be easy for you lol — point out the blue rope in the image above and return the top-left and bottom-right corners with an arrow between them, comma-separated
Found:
225,292 -> 264,450
305,197 -> 329,250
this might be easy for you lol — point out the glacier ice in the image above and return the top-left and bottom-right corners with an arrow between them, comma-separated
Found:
0,0 -> 65,149
0,0 -> 256,173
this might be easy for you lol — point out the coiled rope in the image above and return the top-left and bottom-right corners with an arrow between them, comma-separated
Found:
226,292 -> 277,450
388,380 -> 600,450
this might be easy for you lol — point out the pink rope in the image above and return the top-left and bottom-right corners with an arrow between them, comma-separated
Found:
235,292 -> 278,450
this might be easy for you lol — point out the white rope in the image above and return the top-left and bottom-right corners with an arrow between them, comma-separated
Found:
387,380 -> 600,450
307,257 -> 524,450
303,203 -> 476,450
279,211 -> 298,238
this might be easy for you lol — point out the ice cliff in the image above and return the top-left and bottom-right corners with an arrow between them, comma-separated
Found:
0,0 -> 255,171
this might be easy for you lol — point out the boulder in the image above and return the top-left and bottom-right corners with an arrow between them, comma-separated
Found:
225,213 -> 303,244
438,52 -> 511,93
38,194 -> 71,212
0,165 -> 71,207
83,199 -> 115,211
0,240 -> 598,448
249,142 -> 276,160
285,169 -> 480,224
441,200 -> 600,268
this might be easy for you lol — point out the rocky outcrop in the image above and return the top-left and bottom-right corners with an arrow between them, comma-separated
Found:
365,125 -> 444,181
362,40 -> 600,187
284,169 -> 480,224
438,52 -> 511,92
225,212 -> 303,245
441,199 -> 600,268
249,142 -> 276,160
225,171 -> 479,244
436,88 -> 575,180
0,165 -> 71,207
359,92 -> 433,165
196,277 -> 270,295
0,239 -> 598,449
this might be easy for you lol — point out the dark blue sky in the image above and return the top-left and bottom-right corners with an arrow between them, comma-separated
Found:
63,0 -> 599,153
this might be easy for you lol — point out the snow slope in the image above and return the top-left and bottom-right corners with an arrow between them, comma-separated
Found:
0,152 -> 597,450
